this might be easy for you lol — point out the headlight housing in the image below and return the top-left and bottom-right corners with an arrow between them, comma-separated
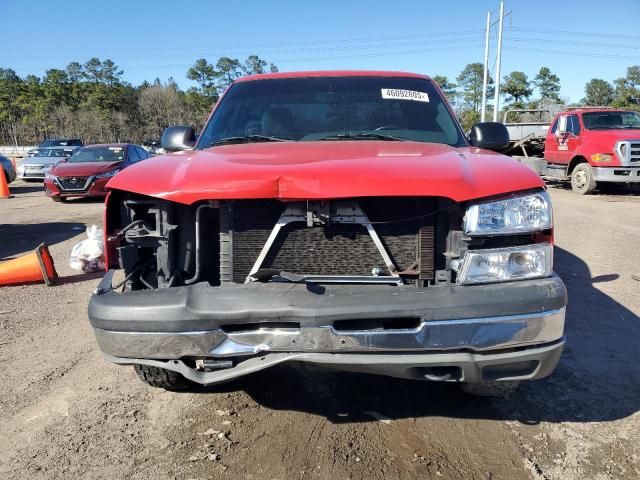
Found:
464,191 -> 552,236
455,243 -> 553,285
95,169 -> 120,179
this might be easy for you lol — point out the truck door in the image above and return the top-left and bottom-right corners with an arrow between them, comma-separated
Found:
547,114 -> 581,164
545,117 -> 560,162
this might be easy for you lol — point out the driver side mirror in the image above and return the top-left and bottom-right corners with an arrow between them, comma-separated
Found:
556,115 -> 568,135
161,125 -> 196,152
468,122 -> 510,151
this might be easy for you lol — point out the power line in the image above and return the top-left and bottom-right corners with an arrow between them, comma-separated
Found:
0,37 -> 484,61
505,27 -> 640,41
503,46 -> 639,60
507,36 -> 640,50
0,30 -> 484,57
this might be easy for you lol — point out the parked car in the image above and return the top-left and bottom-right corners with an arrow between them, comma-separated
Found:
1,155 -> 16,184
504,107 -> 640,194
27,138 -> 83,157
17,146 -> 78,180
88,71 -> 566,397
44,143 -> 150,202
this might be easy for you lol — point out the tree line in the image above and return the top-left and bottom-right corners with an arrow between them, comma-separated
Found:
1,56 -> 639,146
0,56 -> 277,146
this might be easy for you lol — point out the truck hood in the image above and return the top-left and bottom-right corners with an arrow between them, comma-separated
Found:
52,161 -> 121,176
107,141 -> 544,204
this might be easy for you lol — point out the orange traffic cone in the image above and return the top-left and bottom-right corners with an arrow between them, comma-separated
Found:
0,169 -> 12,199
0,243 -> 58,286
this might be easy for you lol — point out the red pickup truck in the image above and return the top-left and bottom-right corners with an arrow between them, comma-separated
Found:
506,107 -> 640,194
87,71 -> 567,397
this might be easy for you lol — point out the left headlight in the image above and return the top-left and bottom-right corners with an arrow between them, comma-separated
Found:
95,169 -> 120,179
464,190 -> 552,236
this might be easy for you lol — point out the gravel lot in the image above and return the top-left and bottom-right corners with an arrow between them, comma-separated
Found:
1,179 -> 639,480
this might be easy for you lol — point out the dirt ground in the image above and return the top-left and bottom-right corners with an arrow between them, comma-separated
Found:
1,179 -> 639,480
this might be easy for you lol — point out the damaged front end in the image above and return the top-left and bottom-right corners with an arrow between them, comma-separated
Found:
89,189 -> 566,386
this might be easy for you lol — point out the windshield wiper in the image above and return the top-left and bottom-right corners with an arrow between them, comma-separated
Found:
207,135 -> 291,147
314,132 -> 409,142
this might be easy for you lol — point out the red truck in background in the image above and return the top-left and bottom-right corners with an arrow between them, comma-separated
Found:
504,107 -> 640,194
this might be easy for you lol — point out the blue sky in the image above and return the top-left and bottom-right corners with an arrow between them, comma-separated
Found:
2,0 -> 640,103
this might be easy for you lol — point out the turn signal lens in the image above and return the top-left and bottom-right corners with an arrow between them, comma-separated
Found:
590,153 -> 613,163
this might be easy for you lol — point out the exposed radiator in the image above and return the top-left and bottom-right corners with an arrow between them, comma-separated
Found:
220,198 -> 436,284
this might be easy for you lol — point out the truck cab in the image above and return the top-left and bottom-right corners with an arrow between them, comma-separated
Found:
544,108 -> 640,194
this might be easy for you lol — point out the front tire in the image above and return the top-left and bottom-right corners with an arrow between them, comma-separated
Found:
460,381 -> 520,397
134,364 -> 192,391
571,163 -> 597,195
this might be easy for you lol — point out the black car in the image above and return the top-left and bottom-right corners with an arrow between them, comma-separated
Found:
28,139 -> 84,156
1,155 -> 16,183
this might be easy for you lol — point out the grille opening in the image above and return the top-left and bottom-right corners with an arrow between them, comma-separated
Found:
332,317 -> 421,331
221,322 -> 301,333
227,198 -> 438,284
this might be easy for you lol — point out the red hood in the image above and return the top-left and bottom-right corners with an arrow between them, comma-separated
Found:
52,161 -> 121,176
107,141 -> 543,205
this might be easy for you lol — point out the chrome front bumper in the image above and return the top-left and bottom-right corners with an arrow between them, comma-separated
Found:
89,271 -> 567,384
93,308 -> 565,359
592,166 -> 640,182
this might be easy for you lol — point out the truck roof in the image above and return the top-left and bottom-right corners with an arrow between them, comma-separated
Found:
236,70 -> 431,83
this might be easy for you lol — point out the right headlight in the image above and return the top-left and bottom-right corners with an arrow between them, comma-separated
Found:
464,190 -> 552,236
454,243 -> 553,285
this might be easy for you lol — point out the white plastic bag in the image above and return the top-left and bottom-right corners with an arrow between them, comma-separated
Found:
70,225 -> 105,272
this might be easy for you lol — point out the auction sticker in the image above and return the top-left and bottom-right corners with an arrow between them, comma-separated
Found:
381,88 -> 429,102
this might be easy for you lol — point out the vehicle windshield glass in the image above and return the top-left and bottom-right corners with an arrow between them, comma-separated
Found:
582,111 -> 640,129
197,76 -> 466,148
68,146 -> 125,163
34,148 -> 74,157
41,139 -> 78,147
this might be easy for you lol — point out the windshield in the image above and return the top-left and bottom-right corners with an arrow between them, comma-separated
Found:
40,139 -> 81,147
68,146 -> 125,163
197,76 -> 466,148
582,111 -> 640,130
33,148 -> 75,157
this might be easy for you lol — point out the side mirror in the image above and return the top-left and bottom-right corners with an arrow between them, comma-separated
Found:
161,125 -> 196,152
468,122 -> 510,151
556,115 -> 568,135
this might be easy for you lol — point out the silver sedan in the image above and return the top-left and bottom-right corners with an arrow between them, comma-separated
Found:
17,147 -> 79,181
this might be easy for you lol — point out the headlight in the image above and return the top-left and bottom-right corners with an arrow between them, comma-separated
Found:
95,169 -> 120,179
454,243 -> 552,285
45,173 -> 56,181
464,191 -> 552,236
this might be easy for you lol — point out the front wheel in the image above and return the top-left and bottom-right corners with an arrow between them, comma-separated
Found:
571,163 -> 597,195
460,381 -> 520,397
134,364 -> 192,391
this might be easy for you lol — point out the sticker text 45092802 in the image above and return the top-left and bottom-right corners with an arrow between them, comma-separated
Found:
381,89 -> 430,102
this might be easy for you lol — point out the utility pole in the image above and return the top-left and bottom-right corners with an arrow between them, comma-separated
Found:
492,1 -> 505,121
480,11 -> 491,122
